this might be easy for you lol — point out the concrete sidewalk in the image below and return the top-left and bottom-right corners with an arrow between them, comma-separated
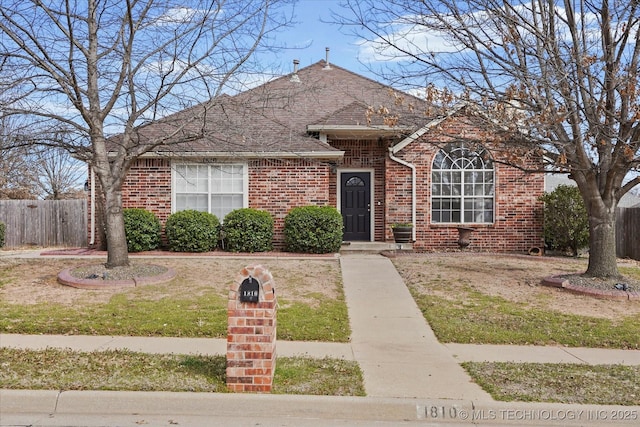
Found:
0,334 -> 353,360
3,334 -> 639,367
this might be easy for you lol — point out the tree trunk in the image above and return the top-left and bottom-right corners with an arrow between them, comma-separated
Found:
103,185 -> 130,268
585,207 -> 619,278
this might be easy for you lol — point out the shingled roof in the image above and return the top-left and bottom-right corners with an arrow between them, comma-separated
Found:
119,60 -> 427,158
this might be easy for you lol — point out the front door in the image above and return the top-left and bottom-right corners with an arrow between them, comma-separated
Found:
341,172 -> 371,241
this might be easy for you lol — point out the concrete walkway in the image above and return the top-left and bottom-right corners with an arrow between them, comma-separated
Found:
340,254 -> 490,400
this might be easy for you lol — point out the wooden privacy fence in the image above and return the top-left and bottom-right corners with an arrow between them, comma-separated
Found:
616,207 -> 640,261
0,199 -> 87,248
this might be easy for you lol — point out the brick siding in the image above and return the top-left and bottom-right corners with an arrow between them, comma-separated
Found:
90,121 -> 543,253
249,158 -> 332,248
385,117 -> 545,252
122,158 -> 173,223
90,157 -> 334,249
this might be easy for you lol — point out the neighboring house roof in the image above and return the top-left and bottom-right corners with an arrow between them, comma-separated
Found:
545,173 -> 640,207
116,60 -> 428,159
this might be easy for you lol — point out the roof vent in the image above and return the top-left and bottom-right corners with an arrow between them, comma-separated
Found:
290,59 -> 301,83
323,47 -> 331,70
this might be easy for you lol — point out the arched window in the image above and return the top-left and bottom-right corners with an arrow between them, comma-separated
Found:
431,143 -> 494,223
345,176 -> 365,187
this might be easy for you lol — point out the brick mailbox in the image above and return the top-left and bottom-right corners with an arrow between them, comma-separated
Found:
226,264 -> 277,392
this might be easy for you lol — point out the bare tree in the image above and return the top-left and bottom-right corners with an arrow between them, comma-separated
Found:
34,146 -> 85,200
0,0 -> 292,267
0,147 -> 38,199
0,118 -> 39,199
336,0 -> 639,278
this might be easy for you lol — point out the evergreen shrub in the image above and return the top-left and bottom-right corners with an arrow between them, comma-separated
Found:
122,208 -> 161,252
165,210 -> 219,252
539,184 -> 589,256
284,206 -> 343,254
222,208 -> 273,253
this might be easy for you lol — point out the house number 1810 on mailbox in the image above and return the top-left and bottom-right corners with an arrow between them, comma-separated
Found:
239,277 -> 259,303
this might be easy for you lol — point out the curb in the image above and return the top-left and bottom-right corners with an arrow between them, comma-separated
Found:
2,390 -> 639,426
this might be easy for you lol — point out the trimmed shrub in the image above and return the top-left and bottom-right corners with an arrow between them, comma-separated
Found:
0,221 -> 5,248
539,184 -> 589,256
165,210 -> 220,252
222,208 -> 274,253
122,208 -> 161,252
284,206 -> 343,254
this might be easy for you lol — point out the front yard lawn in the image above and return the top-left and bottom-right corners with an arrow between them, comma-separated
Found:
463,362 -> 640,406
0,257 -> 350,342
392,254 -> 640,349
0,347 -> 365,396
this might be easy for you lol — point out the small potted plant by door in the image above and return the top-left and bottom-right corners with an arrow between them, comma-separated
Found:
391,223 -> 413,243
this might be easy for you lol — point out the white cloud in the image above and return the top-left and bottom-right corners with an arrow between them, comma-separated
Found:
356,23 -> 456,63
355,2 -> 635,65
151,7 -> 207,26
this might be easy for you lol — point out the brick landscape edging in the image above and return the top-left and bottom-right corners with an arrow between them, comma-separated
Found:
57,265 -> 177,289
541,274 -> 638,301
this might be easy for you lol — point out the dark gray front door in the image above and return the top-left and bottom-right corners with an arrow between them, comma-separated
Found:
341,172 -> 371,241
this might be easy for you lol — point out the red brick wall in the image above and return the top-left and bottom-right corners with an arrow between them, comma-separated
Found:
92,157 -> 333,249
93,122 -> 544,254
121,158 -> 173,223
385,155 -> 414,238
249,158 -> 332,248
386,117 -> 545,253
329,138 -> 390,242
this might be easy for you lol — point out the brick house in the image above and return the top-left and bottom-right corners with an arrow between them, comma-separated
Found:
88,59 -> 544,252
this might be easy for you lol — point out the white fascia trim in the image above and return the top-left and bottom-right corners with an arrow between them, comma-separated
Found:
307,124 -> 414,133
391,101 -> 468,154
132,151 -> 345,159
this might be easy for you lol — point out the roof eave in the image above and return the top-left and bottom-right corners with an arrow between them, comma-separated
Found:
307,124 -> 414,139
111,150 -> 345,160
391,102 -> 469,154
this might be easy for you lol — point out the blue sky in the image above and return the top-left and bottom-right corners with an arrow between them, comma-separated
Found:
273,0 -> 373,78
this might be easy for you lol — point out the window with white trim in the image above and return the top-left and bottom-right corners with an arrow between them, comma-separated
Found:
431,143 -> 494,224
173,163 -> 247,220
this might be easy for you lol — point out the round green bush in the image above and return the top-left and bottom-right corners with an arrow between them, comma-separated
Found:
122,208 -> 161,252
284,206 -> 343,254
0,221 -> 5,248
539,184 -> 589,256
222,208 -> 273,253
165,210 -> 220,252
